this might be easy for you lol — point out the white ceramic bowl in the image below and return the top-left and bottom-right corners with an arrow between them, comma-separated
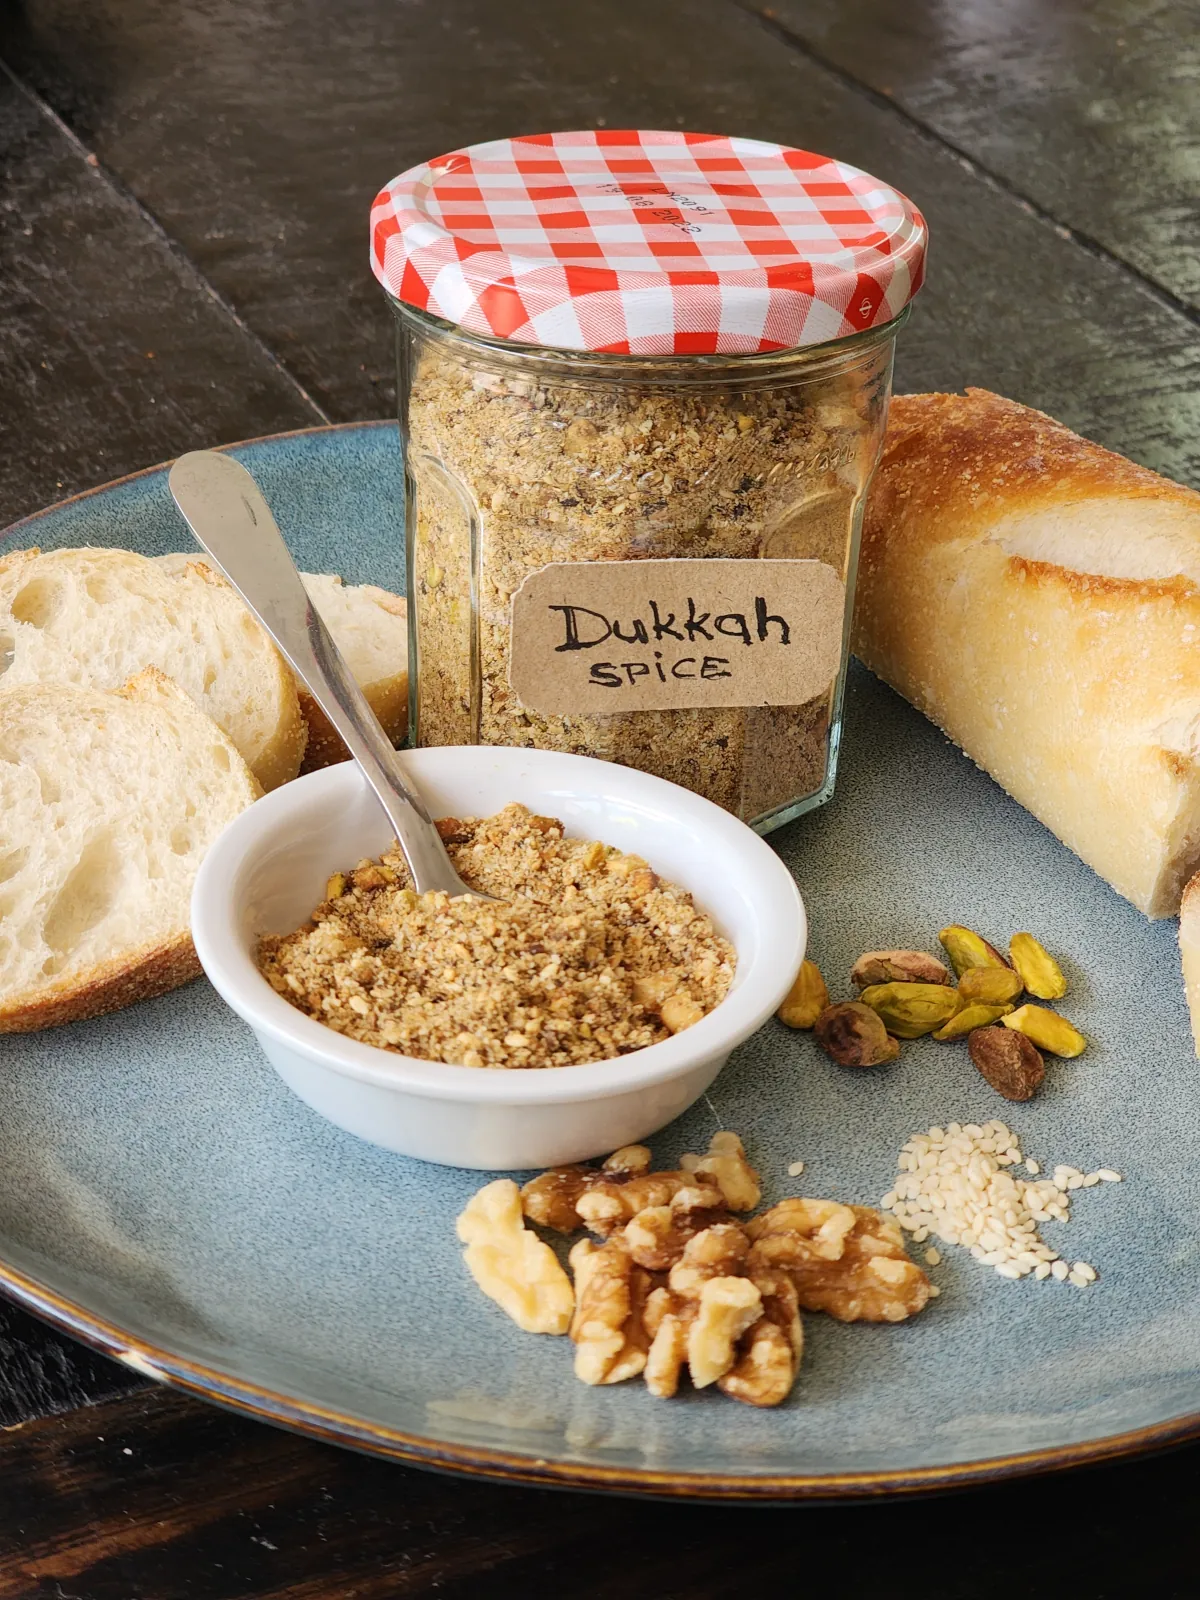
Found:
191,747 -> 806,1170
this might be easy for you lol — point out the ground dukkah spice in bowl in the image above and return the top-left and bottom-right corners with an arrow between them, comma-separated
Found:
257,804 -> 735,1069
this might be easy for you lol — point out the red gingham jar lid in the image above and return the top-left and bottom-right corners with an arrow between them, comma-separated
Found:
370,129 -> 926,357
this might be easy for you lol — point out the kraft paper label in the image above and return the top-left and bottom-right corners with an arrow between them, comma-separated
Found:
508,558 -> 845,714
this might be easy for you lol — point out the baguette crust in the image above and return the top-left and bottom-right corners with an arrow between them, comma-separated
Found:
298,687 -> 407,772
855,390 -> 1200,918
0,932 -> 200,1032
872,389 -> 1198,538
296,582 -> 408,772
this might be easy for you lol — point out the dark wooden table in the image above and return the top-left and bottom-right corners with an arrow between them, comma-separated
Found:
1,1 -> 1198,1592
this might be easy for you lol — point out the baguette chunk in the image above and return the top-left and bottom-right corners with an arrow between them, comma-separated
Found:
0,670 -> 261,1032
0,545 -> 304,790
155,557 -> 408,771
855,390 -> 1200,919
291,573 -> 408,771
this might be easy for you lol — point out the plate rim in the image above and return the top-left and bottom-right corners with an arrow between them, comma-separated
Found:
3,423 -> 1199,1500
0,417 -> 397,545
2,1256 -> 1197,1499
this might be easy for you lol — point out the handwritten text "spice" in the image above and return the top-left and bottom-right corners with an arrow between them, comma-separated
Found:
507,557 -> 845,716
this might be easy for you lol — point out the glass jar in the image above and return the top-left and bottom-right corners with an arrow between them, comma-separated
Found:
371,130 -> 926,830
392,304 -> 904,830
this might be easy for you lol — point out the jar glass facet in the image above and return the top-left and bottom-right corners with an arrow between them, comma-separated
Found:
393,299 -> 904,831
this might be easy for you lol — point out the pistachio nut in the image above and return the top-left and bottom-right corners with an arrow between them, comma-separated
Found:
1002,1004 -> 1086,1058
958,965 -> 1024,1007
938,924 -> 1010,977
1009,933 -> 1068,1000
777,958 -> 831,1030
813,1002 -> 901,1068
858,981 -> 962,1039
932,1002 -> 1014,1041
968,1025 -> 1045,1101
850,949 -> 953,988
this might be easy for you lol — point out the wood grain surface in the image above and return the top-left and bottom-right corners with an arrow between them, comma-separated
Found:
1,0 -> 1199,1587
750,0 -> 1200,312
2,0 -> 1199,478
1,1386 -> 1198,1599
0,68 -> 320,524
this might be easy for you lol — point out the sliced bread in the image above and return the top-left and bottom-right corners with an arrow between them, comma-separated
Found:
0,669 -> 261,1032
293,572 -> 408,771
0,546 -> 305,790
855,389 -> 1200,919
156,555 -> 408,770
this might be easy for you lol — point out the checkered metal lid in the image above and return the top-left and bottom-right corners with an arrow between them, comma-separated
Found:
370,129 -> 926,356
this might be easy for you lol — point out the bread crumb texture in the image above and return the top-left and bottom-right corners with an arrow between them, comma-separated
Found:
258,803 -> 735,1067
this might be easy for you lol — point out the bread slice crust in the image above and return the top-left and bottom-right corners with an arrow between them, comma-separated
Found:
0,933 -> 201,1033
296,578 -> 409,771
0,669 -> 260,1031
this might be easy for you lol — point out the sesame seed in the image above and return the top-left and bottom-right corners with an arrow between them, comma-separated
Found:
787,1160 -> 806,1177
1068,1269 -> 1090,1287
927,1284 -> 941,1297
1094,1169 -> 1122,1183
882,1123 -> 1122,1293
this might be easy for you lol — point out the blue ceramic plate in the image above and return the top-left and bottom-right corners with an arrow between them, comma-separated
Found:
1,422 -> 1197,1499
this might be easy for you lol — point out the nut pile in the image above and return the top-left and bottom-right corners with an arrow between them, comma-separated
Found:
457,1133 -> 933,1409
259,804 -> 734,1068
882,1121 -> 1122,1288
778,925 -> 1084,1101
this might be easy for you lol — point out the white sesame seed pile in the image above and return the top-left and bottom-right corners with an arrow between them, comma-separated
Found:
882,1122 -> 1122,1288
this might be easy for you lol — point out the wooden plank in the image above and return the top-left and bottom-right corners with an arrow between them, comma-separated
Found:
751,0 -> 1200,312
3,0 -> 1199,480
0,70 -> 322,526
1,1385 -> 1199,1598
0,1304 -> 145,1431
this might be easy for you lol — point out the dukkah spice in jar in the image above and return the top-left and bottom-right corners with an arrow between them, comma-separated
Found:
370,131 -> 927,829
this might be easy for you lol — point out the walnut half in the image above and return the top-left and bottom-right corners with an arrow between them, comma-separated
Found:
569,1235 -> 654,1385
521,1132 -> 751,1237
746,1199 -> 931,1323
719,1268 -> 804,1409
456,1179 -> 574,1335
678,1131 -> 761,1211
